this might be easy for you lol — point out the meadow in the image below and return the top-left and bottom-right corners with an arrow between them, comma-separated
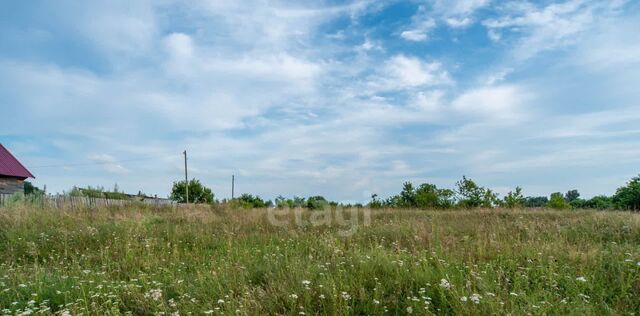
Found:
1,205 -> 639,315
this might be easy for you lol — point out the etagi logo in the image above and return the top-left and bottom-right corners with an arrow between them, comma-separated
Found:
266,207 -> 372,237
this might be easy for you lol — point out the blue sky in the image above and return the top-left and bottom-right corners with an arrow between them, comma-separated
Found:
1,0 -> 639,202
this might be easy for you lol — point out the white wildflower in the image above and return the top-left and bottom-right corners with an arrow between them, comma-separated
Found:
373,299 -> 380,305
576,276 -> 587,282
406,306 -> 413,314
470,293 -> 482,304
145,289 -> 162,301
460,296 -> 468,302
439,279 -> 451,289
302,280 -> 311,286
510,292 -> 518,296
289,294 -> 298,300
217,299 -> 225,304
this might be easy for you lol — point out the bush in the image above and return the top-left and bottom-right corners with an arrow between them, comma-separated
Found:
548,192 -> 571,209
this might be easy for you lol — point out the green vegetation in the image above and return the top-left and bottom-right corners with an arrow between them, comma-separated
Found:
0,205 -> 639,315
368,175 -> 640,211
64,184 -> 128,200
170,179 -> 214,204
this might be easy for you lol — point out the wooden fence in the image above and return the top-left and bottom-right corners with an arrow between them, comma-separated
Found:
0,193 -> 174,208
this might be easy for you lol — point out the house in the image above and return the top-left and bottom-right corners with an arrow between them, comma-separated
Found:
0,144 -> 34,195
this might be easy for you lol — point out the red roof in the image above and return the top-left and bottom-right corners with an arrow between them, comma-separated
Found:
0,144 -> 34,179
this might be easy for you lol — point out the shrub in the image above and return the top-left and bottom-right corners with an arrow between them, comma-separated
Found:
548,192 -> 571,209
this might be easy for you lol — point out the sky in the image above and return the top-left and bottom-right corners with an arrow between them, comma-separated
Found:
1,0 -> 639,202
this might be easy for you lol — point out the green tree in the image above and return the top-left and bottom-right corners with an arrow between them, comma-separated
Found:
503,187 -> 525,208
565,189 -> 580,202
585,195 -> 614,210
613,175 -> 640,210
170,179 -> 214,204
307,196 -> 329,210
24,181 -> 44,196
456,176 -> 485,208
398,182 -> 417,208
414,183 -> 455,209
548,192 -> 570,209
368,194 -> 384,209
523,196 -> 549,207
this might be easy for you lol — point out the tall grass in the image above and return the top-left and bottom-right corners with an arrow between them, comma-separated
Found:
0,205 -> 639,315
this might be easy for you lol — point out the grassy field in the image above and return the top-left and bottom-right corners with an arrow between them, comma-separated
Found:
1,205 -> 639,315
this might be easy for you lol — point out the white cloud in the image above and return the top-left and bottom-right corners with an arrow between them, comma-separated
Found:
452,85 -> 528,121
89,154 -> 129,174
482,0 -> 627,61
400,29 -> 429,41
400,6 -> 436,42
445,17 -> 473,28
367,55 -> 452,92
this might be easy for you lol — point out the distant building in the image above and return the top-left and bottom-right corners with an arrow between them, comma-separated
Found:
0,144 -> 34,195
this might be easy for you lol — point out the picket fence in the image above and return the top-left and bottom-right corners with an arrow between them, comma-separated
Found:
0,193 -> 174,208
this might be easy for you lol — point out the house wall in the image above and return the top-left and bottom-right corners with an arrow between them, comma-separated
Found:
0,176 -> 25,195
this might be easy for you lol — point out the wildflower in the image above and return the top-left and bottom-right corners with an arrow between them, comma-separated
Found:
470,293 -> 482,304
510,292 -> 518,296
302,280 -> 311,286
145,289 -> 162,301
439,279 -> 451,289
406,306 -> 413,314
576,276 -> 587,282
203,311 -> 214,315
341,292 -> 351,300
319,294 -> 325,299
289,294 -> 298,300
636,262 -> 640,266
373,299 -> 380,305
460,296 -> 468,302
217,299 -> 225,304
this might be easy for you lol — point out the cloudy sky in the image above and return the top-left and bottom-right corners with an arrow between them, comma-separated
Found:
1,0 -> 639,201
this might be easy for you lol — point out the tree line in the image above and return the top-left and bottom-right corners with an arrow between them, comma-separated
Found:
21,174 -> 639,211
167,174 -> 640,211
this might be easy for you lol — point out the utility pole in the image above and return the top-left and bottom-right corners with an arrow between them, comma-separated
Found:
183,150 -> 188,204
231,175 -> 235,199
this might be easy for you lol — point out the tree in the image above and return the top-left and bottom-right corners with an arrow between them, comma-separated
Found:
307,196 -> 329,210
24,181 -> 44,196
523,196 -> 549,207
398,182 -> 417,208
415,183 -> 455,209
369,194 -> 384,209
456,176 -> 485,208
548,192 -> 570,209
584,195 -> 614,210
170,179 -> 214,204
503,187 -> 525,208
613,175 -> 640,211
565,189 -> 580,203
